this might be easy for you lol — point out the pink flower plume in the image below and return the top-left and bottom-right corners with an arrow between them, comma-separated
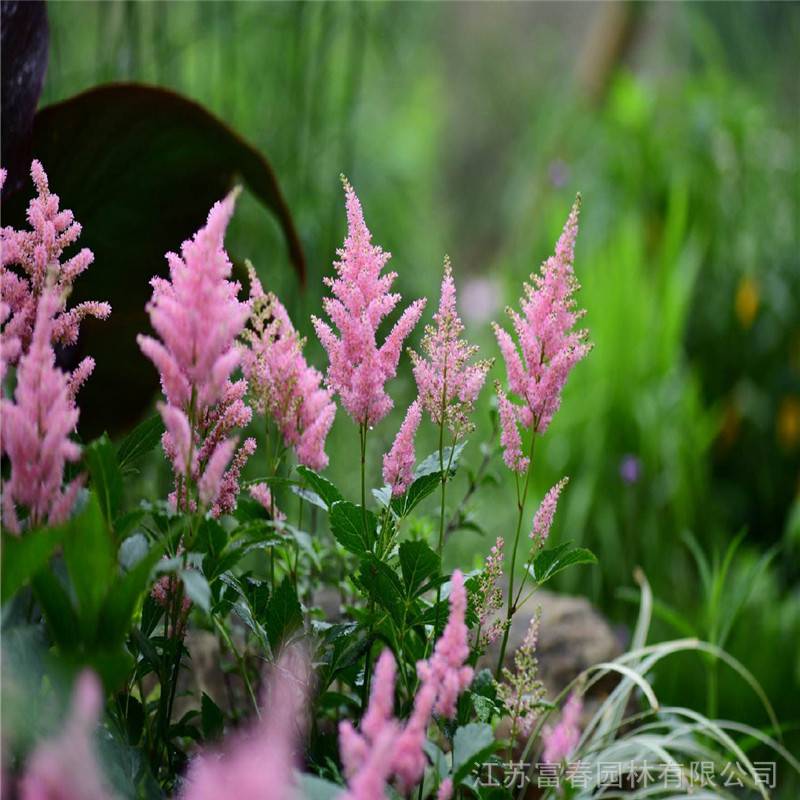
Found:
312,178 -> 425,427
542,692 -> 583,764
531,476 -> 569,545
382,399 -> 422,495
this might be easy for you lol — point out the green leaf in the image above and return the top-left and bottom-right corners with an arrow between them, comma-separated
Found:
452,722 -> 497,785
391,472 -> 442,518
84,433 -> 124,529
116,414 -> 165,474
195,517 -> 229,557
31,570 -> 80,652
528,542 -> 597,586
180,570 -> 211,613
1,525 -> 66,604
415,442 -> 467,479
295,466 -> 343,509
358,555 -> 405,625
62,493 -> 115,639
3,84 -> 305,436
399,540 -> 440,598
201,692 -> 225,741
296,773 -> 343,800
265,577 -> 303,653
329,501 -> 377,556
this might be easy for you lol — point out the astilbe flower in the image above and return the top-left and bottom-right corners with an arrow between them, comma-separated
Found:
137,192 -> 254,514
493,198 -> 590,468
1,291 -> 84,533
339,571 -> 474,797
249,483 -> 286,521
496,383 -> 528,473
437,779 -> 454,800
0,160 -> 110,372
382,398 -> 422,495
312,178 -> 426,428
181,648 -> 310,800
410,257 -> 491,438
542,692 -> 583,765
474,537 -> 507,649
241,266 -> 336,471
497,612 -> 546,742
19,670 -> 116,800
530,476 -> 568,546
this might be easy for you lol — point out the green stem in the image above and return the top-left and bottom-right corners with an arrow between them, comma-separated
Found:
495,433 -> 536,678
214,616 -> 260,718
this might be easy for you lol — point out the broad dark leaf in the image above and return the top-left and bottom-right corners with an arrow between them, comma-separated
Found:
398,540 -> 440,598
1,524 -> 66,604
2,83 -> 305,435
116,414 -> 165,474
201,692 -> 225,741
528,542 -> 597,586
414,442 -> 467,479
452,722 -> 497,785
85,433 -> 124,530
329,501 -> 377,556
391,472 -> 442,518
358,555 -> 405,625
295,466 -> 343,509
265,577 -> 303,653
0,0 -> 48,191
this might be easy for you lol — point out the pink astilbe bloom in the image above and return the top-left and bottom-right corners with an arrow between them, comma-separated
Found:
410,257 -> 491,438
1,160 -> 110,366
249,482 -> 286,521
0,300 -> 20,381
531,477 -> 569,546
382,399 -> 422,495
181,649 -> 310,800
496,383 -> 528,473
138,194 -> 254,514
241,266 -> 335,470
542,692 -> 583,765
493,197 -> 590,443
19,670 -> 115,800
437,778 -> 454,800
417,569 -> 474,719
475,537 -> 507,649
312,178 -> 426,427
1,291 -> 83,534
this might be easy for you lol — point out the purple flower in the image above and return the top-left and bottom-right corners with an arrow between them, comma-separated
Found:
619,454 -> 641,484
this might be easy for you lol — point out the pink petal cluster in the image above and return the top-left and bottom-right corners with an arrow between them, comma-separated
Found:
19,670 -> 115,800
493,197 -> 590,459
475,537 -> 506,648
137,193 -> 254,514
542,692 -> 583,765
437,778 -> 454,800
1,291 -> 84,533
496,383 -> 528,473
241,266 -> 336,471
181,649 -> 309,800
382,399 -> 422,495
530,477 -> 569,545
312,178 -> 426,427
410,257 -> 491,438
339,571 -> 473,797
1,160 -> 110,371
249,482 -> 286,521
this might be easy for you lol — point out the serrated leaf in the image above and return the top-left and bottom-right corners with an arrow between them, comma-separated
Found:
358,555 -> 405,625
295,466 -> 343,509
399,540 -> 440,598
84,433 -> 124,529
528,542 -> 597,586
265,577 -> 302,653
116,414 -> 165,474
414,441 -> 467,479
391,471 -> 442,518
452,722 -> 497,785
329,501 -> 377,556
201,692 -> 224,741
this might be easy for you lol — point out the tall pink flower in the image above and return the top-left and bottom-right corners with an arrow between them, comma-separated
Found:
475,537 -> 506,648
493,197 -> 590,460
530,476 -> 569,545
241,266 -> 335,471
382,399 -> 422,495
339,572 -> 474,796
138,192 -> 254,514
410,257 -> 491,438
542,692 -> 583,764
312,178 -> 426,427
1,291 -> 83,533
181,649 -> 310,800
416,569 -> 474,719
19,670 -> 115,800
1,160 -> 110,370
496,383 -> 528,473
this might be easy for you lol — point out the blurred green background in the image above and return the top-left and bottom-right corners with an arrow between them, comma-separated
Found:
40,0 -> 799,770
